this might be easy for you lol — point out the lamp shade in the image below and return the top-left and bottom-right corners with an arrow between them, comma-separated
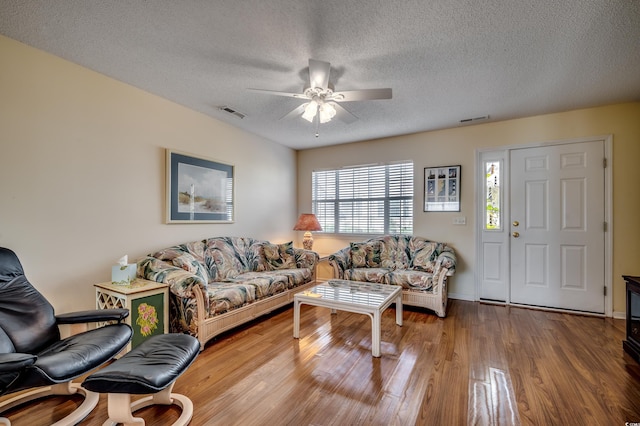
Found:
293,214 -> 322,231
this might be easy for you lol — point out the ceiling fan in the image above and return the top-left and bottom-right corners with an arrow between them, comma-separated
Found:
248,59 -> 392,136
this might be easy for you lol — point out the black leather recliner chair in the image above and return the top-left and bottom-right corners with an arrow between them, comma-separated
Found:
0,247 -> 133,425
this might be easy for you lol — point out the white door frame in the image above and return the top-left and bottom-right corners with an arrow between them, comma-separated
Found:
475,135 -> 613,316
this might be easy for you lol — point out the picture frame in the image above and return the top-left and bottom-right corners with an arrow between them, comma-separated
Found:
166,149 -> 234,223
424,165 -> 460,212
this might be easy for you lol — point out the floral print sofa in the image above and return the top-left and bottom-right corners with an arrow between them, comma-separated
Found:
328,235 -> 456,317
138,237 -> 318,349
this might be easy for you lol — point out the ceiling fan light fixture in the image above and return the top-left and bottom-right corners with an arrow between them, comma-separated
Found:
302,101 -> 318,122
319,103 -> 336,123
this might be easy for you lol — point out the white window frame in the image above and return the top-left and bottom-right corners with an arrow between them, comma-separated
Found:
312,162 -> 413,235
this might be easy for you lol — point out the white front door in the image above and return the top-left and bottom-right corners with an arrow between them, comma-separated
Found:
509,140 -> 605,313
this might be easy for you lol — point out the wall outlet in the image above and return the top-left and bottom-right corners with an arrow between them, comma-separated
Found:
453,216 -> 466,225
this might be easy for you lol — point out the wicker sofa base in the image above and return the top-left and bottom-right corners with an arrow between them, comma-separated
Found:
401,276 -> 448,317
190,275 -> 447,349
193,280 -> 318,349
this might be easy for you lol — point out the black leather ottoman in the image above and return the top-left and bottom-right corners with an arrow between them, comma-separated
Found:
83,333 -> 200,426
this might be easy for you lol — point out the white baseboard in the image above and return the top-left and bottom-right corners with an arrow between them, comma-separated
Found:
613,311 -> 626,320
450,296 -> 626,320
448,292 -> 475,302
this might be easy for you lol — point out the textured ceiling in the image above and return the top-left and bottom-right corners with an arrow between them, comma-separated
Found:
1,1 -> 639,149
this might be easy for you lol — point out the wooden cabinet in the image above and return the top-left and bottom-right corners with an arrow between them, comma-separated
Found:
623,275 -> 640,364
95,279 -> 169,353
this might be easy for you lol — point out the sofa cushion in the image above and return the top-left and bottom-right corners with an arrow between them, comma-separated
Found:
350,241 -> 382,268
172,252 -> 211,284
379,240 -> 409,270
344,268 -> 389,283
386,270 -> 435,292
205,238 -> 246,280
410,242 -> 439,273
263,241 -> 296,270
236,268 -> 311,289
205,274 -> 292,316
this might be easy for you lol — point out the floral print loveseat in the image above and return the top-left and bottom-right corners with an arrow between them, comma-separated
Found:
328,235 -> 456,317
138,237 -> 318,349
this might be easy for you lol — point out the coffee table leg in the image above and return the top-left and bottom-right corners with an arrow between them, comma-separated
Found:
372,311 -> 381,357
293,299 -> 300,339
396,293 -> 403,326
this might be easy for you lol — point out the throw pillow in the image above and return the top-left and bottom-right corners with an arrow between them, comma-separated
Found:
350,242 -> 368,268
263,241 -> 296,270
249,242 -> 269,272
367,241 -> 383,267
350,241 -> 382,268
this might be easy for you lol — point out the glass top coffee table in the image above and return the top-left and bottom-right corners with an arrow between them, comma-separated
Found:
293,279 -> 403,357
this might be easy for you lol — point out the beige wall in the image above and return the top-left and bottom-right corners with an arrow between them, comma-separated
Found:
2,34 -> 638,317
0,35 -> 298,312
297,102 -> 640,314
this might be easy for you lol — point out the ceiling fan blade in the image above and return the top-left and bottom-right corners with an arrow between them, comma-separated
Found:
331,102 -> 358,124
247,88 -> 309,99
280,103 -> 308,120
332,88 -> 392,102
308,59 -> 331,90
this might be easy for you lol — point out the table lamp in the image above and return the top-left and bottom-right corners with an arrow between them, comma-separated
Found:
293,213 -> 322,250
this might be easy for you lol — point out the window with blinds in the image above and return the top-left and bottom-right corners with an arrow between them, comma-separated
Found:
312,162 -> 413,235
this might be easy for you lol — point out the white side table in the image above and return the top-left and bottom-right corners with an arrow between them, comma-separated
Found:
95,279 -> 169,353
315,253 -> 332,281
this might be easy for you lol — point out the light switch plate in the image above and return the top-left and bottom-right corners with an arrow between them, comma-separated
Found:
453,216 -> 466,225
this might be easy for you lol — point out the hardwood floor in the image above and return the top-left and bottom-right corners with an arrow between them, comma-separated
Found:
4,300 -> 640,425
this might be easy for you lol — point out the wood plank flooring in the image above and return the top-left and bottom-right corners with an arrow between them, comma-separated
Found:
4,300 -> 640,425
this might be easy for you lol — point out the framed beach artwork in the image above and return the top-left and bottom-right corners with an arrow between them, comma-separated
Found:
424,165 -> 460,212
166,149 -> 234,223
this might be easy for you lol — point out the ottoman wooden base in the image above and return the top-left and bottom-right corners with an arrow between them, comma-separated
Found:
104,384 -> 193,426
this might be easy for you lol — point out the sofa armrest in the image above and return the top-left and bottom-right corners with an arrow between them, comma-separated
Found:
294,248 -> 319,270
137,256 -> 207,298
328,247 -> 351,279
435,245 -> 457,276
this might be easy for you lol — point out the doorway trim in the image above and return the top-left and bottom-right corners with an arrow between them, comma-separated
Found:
475,135 -> 613,317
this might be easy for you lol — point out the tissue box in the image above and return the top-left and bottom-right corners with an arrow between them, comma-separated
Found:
112,264 -> 137,285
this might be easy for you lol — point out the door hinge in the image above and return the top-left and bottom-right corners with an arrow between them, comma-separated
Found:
604,286 -> 607,296
603,221 -> 608,232
603,158 -> 607,168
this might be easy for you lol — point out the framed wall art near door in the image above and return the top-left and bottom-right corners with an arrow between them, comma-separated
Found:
424,165 -> 460,212
166,149 -> 234,223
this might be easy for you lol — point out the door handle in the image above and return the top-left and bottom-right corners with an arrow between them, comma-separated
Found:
512,232 -> 520,238
512,221 -> 519,227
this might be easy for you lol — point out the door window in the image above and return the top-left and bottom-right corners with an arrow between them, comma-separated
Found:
485,161 -> 501,230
